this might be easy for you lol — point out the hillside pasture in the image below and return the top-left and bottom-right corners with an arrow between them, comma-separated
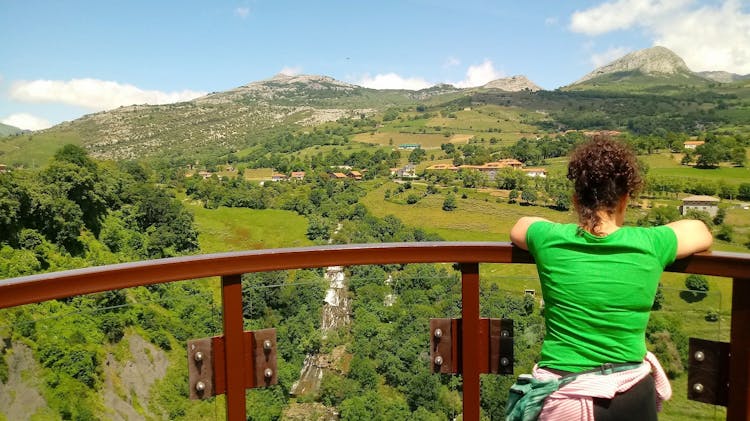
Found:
187,204 -> 312,253
352,131 -> 473,149
429,105 -> 540,134
360,181 -> 575,241
0,130 -> 84,167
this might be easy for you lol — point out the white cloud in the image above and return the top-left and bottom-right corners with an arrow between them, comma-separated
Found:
590,46 -> 633,67
354,60 -> 504,90
234,7 -> 250,18
355,73 -> 432,90
9,79 -> 207,111
453,60 -> 504,88
570,0 -> 691,36
443,57 -> 461,68
545,16 -> 559,26
654,0 -> 750,73
571,0 -> 750,74
1,113 -> 52,131
279,66 -> 302,76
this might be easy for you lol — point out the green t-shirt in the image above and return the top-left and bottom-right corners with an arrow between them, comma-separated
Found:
526,222 -> 678,372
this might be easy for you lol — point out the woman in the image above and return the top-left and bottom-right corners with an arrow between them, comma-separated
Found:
510,136 -> 712,420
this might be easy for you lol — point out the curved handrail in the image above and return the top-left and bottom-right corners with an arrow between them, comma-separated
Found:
0,242 -> 748,309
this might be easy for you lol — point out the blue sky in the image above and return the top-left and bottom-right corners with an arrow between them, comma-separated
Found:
1,0 -> 749,130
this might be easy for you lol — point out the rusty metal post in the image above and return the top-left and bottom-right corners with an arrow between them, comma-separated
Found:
222,275 -> 246,421
460,263 -> 481,421
728,278 -> 750,421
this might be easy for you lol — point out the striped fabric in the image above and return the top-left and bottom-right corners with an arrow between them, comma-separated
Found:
532,352 -> 672,420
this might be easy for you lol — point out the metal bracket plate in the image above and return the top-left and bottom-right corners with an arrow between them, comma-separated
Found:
430,318 -> 514,375
688,337 -> 729,406
187,329 -> 278,399
187,338 -> 214,399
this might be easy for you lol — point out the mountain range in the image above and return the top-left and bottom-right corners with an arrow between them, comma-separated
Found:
1,46 -> 747,164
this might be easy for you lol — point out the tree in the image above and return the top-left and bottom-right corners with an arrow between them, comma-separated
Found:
521,189 -> 537,205
382,108 -> 399,121
508,189 -> 519,203
637,206 -> 680,227
554,192 -> 571,211
740,183 -> 750,201
442,194 -> 457,211
440,143 -> 455,155
713,207 -> 726,225
408,148 -> 426,163
683,274 -> 709,302
652,283 -> 665,310
716,224 -> 733,242
695,143 -> 721,168
731,146 -> 747,167
306,215 -> 330,241
681,150 -> 694,166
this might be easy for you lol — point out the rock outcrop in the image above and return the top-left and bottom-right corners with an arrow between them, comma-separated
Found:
482,75 -> 542,92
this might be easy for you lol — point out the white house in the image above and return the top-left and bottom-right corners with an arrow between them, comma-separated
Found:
522,168 -> 548,178
681,195 -> 720,217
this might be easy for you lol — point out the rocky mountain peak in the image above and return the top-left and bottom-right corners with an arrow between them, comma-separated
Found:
262,73 -> 358,90
482,75 -> 542,92
576,46 -> 692,84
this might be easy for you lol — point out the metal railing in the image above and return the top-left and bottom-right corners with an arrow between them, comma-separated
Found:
0,242 -> 748,420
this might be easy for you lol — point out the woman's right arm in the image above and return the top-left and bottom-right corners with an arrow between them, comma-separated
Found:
510,216 -> 550,250
666,219 -> 713,259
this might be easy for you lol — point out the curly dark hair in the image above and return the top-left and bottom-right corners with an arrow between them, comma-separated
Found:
567,136 -> 642,235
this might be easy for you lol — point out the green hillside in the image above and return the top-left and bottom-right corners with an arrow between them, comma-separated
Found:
564,70 -> 712,93
0,123 -> 23,137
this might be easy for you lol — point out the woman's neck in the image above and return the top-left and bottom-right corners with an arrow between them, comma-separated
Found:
592,201 -> 627,236
595,215 -> 621,235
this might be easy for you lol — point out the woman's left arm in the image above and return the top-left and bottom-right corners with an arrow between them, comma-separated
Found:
510,216 -> 550,250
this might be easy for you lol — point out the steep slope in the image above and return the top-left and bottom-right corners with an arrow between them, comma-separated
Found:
1,75 -> 418,162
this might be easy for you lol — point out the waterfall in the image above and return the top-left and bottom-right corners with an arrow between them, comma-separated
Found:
290,265 -> 350,397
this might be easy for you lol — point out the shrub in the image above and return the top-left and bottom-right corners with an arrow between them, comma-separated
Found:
442,195 -> 457,211
685,274 -> 709,293
682,274 -> 709,302
705,309 -> 720,322
716,224 -> 733,242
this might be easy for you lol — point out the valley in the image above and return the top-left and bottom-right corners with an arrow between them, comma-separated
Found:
0,45 -> 749,420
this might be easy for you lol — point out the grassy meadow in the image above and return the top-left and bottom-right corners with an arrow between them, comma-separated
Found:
186,202 -> 312,253
351,104 -> 540,148
0,129 -> 84,168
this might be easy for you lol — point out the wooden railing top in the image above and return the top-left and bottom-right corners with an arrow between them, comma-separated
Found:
0,242 -> 748,309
